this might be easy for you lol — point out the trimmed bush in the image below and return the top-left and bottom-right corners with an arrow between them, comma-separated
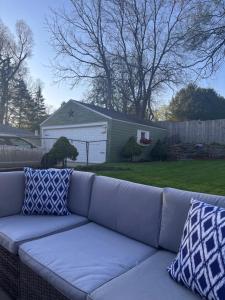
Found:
121,136 -> 142,161
41,137 -> 78,168
41,152 -> 57,168
150,139 -> 168,161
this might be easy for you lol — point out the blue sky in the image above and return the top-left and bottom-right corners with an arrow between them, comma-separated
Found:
0,0 -> 225,110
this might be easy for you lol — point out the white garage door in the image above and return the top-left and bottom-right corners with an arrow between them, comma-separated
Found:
42,123 -> 107,163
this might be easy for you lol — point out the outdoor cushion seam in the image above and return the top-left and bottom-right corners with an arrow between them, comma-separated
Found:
158,189 -> 165,248
0,217 -> 89,254
89,250 -> 157,297
15,219 -> 89,250
86,174 -> 96,217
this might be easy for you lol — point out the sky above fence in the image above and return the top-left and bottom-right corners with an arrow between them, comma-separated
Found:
0,0 -> 225,110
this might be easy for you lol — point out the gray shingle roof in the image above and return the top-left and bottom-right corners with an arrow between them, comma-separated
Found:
0,125 -> 35,137
72,100 -> 161,128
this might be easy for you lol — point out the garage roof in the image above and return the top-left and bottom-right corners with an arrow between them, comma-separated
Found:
72,100 -> 162,128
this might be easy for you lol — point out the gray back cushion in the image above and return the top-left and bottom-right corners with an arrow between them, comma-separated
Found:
159,188 -> 225,253
88,176 -> 163,247
0,170 -> 94,218
0,171 -> 25,217
68,171 -> 95,216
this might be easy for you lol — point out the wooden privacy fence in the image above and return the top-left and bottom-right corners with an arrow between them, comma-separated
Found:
0,146 -> 43,166
157,119 -> 225,145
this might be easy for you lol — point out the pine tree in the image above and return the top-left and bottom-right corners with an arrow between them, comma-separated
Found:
9,79 -> 47,131
32,83 -> 47,131
11,78 -> 32,128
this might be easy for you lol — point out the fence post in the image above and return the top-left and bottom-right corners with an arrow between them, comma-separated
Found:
86,142 -> 89,166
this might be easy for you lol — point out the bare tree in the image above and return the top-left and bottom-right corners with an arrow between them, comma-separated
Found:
109,0 -> 208,119
48,0 -> 114,109
49,0 -> 220,120
183,0 -> 225,76
0,20 -> 33,124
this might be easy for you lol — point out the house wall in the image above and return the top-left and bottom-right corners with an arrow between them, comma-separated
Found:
109,119 -> 167,162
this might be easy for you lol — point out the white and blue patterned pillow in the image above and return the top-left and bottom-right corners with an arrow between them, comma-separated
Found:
22,168 -> 73,216
168,199 -> 225,300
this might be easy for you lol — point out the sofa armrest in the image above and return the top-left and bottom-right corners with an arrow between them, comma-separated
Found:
0,171 -> 25,217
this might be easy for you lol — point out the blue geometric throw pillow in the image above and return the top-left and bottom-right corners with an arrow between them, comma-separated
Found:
168,199 -> 225,300
22,168 -> 73,216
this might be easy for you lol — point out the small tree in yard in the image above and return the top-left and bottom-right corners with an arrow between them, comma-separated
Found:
121,137 -> 142,162
41,137 -> 78,168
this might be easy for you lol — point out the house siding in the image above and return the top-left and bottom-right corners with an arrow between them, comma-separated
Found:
42,101 -> 109,127
106,119 -> 113,162
109,119 -> 167,162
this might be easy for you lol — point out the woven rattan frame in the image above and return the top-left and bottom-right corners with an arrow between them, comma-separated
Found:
0,245 -> 20,299
20,262 -> 69,300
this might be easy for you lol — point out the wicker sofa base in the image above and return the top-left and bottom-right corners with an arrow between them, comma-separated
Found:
0,245 -> 20,299
20,262 -> 69,300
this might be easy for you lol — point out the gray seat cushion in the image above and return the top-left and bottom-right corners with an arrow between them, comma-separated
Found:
160,187 -> 225,253
19,223 -> 156,300
0,214 -> 87,254
89,176 -> 162,247
89,251 -> 200,300
68,171 -> 95,217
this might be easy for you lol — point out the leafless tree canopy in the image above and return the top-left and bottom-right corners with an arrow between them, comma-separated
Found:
0,20 -> 33,124
184,0 -> 225,75
48,0 -> 225,120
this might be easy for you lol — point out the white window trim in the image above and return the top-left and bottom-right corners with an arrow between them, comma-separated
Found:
137,129 -> 150,145
41,122 -> 108,130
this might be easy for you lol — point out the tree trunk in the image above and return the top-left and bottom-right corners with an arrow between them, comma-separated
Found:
122,98 -> 128,114
135,102 -> 141,118
0,81 -> 9,124
106,75 -> 113,110
0,97 -> 6,124
0,108 -> 4,124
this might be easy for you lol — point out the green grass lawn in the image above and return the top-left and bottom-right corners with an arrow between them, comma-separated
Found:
78,160 -> 225,195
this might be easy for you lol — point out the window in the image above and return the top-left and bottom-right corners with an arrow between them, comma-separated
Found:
141,132 -> 146,140
137,130 -> 150,145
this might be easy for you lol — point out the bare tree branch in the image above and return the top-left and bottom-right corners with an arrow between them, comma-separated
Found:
48,0 -> 225,120
0,19 -> 33,124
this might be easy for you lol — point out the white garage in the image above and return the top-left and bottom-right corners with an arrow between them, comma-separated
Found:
41,122 -> 107,163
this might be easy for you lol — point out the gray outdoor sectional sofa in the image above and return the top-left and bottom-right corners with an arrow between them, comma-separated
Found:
0,170 -> 225,300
